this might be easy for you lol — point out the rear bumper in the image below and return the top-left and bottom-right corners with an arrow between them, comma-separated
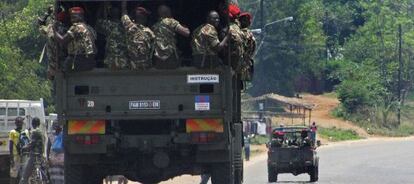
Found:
66,134 -> 228,154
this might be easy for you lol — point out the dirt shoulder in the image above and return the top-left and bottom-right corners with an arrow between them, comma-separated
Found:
302,94 -> 369,139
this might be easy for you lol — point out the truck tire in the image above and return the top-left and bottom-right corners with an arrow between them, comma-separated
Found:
65,164 -> 85,184
234,166 -> 243,184
66,164 -> 103,184
267,166 -> 278,183
309,165 -> 319,182
211,163 -> 234,184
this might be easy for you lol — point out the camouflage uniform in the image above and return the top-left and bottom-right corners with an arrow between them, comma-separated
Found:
152,18 -> 180,61
241,28 -> 256,80
65,22 -> 97,71
96,19 -> 128,69
20,128 -> 44,184
67,22 -> 97,56
192,23 -> 220,56
121,15 -> 155,69
39,21 -> 67,77
228,22 -> 244,71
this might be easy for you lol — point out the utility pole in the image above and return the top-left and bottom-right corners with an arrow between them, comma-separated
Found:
398,24 -> 402,126
260,0 -> 264,63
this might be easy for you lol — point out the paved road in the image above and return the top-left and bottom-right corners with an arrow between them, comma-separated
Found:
245,138 -> 414,184
132,138 -> 414,184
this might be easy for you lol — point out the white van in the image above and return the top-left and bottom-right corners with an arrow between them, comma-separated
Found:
0,99 -> 46,181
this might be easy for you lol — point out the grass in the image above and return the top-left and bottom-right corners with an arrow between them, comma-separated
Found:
250,135 -> 269,145
322,92 -> 338,99
318,127 -> 361,142
331,103 -> 414,137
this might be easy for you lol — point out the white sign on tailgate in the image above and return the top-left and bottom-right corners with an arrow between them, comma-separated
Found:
187,74 -> 219,84
129,100 -> 160,110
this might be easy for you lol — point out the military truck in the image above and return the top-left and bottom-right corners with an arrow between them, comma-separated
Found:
54,0 -> 244,183
0,99 -> 47,183
267,126 -> 319,183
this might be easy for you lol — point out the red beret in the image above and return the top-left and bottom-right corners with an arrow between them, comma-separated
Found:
228,4 -> 240,19
240,12 -> 252,21
57,12 -> 66,22
136,7 -> 151,15
69,7 -> 84,15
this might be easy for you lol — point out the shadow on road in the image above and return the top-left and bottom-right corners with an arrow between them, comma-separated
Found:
273,181 -> 312,183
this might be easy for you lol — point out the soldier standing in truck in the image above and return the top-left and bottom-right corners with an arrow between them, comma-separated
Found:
96,3 -> 128,70
192,11 -> 229,68
227,4 -> 244,71
239,12 -> 256,80
152,4 -> 190,68
54,7 -> 97,72
121,1 -> 155,69
38,7 -> 68,80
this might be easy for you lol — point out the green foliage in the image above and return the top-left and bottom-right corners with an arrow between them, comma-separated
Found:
318,127 -> 361,141
336,81 -> 370,113
0,0 -> 52,103
240,0 -> 327,96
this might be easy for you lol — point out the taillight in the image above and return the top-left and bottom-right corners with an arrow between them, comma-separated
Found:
191,132 -> 220,143
74,135 -> 100,145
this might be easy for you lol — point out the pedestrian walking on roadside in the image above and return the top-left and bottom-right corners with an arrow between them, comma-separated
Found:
244,135 -> 251,161
8,117 -> 27,184
310,122 -> 317,145
20,117 -> 45,184
47,122 -> 64,184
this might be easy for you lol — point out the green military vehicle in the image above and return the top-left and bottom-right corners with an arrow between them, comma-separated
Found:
54,0 -> 244,183
267,126 -> 319,183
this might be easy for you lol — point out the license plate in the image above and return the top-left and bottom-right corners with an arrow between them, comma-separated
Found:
129,100 -> 160,110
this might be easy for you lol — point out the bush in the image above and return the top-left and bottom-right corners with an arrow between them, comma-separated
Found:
336,81 -> 370,113
318,127 -> 361,141
250,135 -> 269,145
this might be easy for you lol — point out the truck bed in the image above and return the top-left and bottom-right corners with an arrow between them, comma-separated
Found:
56,67 -> 233,120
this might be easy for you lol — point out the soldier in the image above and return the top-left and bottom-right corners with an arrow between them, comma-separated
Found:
121,1 -> 155,69
239,12 -> 256,81
19,117 -> 45,184
227,4 -> 244,71
96,4 -> 128,70
152,4 -> 190,68
192,11 -> 229,68
38,7 -> 68,80
54,7 -> 97,72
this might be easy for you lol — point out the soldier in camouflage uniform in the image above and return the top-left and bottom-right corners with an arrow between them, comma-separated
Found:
227,4 -> 244,71
192,11 -> 229,68
38,7 -> 68,80
96,4 -> 128,70
152,5 -> 190,68
121,1 -> 155,69
19,118 -> 45,184
239,12 -> 256,81
54,7 -> 97,72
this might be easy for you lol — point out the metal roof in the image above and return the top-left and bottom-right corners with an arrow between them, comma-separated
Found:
242,93 -> 316,110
